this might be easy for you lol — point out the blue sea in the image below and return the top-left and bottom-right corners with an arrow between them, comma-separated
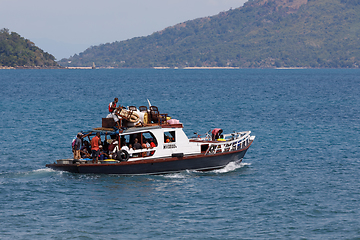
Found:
0,69 -> 359,239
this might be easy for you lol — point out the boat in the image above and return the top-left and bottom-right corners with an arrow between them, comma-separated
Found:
46,105 -> 255,175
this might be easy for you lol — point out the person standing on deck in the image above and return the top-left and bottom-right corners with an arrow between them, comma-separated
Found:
73,133 -> 82,160
212,128 -> 223,141
108,98 -> 121,129
73,132 -> 92,160
91,132 -> 101,163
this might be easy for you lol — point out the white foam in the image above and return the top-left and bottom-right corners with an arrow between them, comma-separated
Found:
163,172 -> 188,179
162,161 -> 251,177
212,161 -> 251,174
32,168 -> 55,173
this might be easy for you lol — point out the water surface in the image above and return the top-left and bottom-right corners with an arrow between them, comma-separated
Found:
0,69 -> 359,239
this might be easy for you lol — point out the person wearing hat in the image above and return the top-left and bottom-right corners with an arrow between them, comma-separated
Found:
73,131 -> 92,160
99,145 -> 109,160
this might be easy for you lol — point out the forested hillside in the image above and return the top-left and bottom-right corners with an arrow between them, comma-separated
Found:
0,28 -> 59,68
59,0 -> 360,68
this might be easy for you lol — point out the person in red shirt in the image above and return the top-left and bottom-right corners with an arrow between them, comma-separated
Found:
149,138 -> 156,156
150,139 -> 156,148
91,132 -> 101,163
211,128 -> 223,141
108,98 -> 121,129
108,98 -> 118,113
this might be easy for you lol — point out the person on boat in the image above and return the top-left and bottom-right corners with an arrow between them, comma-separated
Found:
145,139 -> 151,149
121,142 -> 129,152
142,140 -> 148,149
212,128 -> 223,141
73,132 -> 92,159
108,138 -> 124,159
108,139 -> 118,153
102,132 -> 109,154
141,140 -> 150,157
80,147 -> 91,159
128,144 -> 135,157
109,98 -> 118,111
120,142 -> 134,158
82,140 -> 91,156
91,132 -> 101,163
144,139 -> 152,156
99,145 -> 109,160
80,139 -> 92,159
133,138 -> 142,150
107,98 -> 121,129
150,138 -> 156,148
149,138 -> 156,156
73,133 -> 83,160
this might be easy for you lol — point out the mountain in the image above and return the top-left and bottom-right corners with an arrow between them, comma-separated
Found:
58,0 -> 360,68
0,28 -> 59,68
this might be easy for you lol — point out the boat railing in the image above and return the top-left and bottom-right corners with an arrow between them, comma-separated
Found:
205,131 -> 252,155
126,148 -> 155,160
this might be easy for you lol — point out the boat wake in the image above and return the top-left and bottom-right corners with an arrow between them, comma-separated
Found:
212,161 -> 251,174
33,168 -> 56,173
163,173 -> 189,179
0,168 -> 62,185
162,160 -> 251,179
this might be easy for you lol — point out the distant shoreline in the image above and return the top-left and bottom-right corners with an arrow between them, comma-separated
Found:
2,66 -> 359,70
0,66 -> 63,70
154,67 -> 241,69
154,66 -> 311,70
0,66 -> 15,69
66,66 -> 93,69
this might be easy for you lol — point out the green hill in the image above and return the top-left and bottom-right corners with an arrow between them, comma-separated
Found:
59,0 -> 360,68
0,28 -> 59,68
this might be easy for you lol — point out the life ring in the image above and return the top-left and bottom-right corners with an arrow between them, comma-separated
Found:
116,150 -> 129,162
117,109 -> 140,123
129,111 -> 140,123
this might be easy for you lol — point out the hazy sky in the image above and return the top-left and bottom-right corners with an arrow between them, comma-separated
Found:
1,0 -> 247,60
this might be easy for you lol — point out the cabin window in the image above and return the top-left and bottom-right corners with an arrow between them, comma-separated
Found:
164,131 -> 175,143
142,132 -> 157,147
120,134 -> 131,147
120,132 -> 157,147
201,144 -> 209,153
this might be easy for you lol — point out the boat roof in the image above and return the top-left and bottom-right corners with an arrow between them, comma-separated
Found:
81,123 -> 183,136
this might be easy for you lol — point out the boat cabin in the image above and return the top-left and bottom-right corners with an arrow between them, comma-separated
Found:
70,104 -> 253,164
80,123 -> 202,162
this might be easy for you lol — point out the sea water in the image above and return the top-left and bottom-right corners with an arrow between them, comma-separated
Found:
0,69 -> 359,239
